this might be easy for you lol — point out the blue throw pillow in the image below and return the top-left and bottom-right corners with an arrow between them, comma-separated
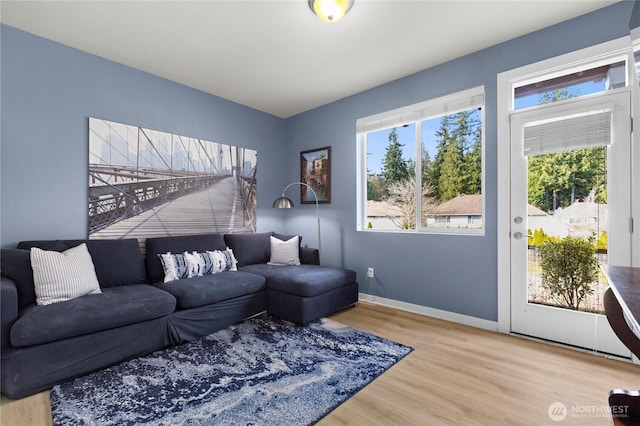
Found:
159,249 -> 237,283
158,252 -> 190,283
206,249 -> 238,273
146,234 -> 227,283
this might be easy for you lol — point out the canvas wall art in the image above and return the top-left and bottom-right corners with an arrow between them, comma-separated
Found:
89,118 -> 257,243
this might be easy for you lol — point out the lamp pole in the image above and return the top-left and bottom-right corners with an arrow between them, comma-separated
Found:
273,181 -> 321,261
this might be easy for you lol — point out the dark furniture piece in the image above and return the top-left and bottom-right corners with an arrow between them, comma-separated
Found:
601,265 -> 640,426
243,263 -> 358,324
0,232 -> 358,399
223,232 -> 357,325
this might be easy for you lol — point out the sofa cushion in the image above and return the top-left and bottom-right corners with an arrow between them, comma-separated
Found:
16,239 -> 146,288
30,244 -> 102,306
155,271 -> 266,310
146,234 -> 227,283
1,249 -> 36,308
10,284 -> 176,347
85,239 -> 147,287
240,264 -> 356,297
224,232 -> 272,267
17,240 -> 69,252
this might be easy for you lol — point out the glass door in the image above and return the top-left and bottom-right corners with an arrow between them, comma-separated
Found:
510,91 -> 632,357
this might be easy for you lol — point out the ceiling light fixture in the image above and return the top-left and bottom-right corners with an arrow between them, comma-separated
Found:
308,0 -> 354,23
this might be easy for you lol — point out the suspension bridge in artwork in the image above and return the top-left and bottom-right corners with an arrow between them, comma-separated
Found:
88,118 -> 257,240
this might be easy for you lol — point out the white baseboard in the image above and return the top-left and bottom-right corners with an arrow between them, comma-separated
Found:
358,293 -> 499,332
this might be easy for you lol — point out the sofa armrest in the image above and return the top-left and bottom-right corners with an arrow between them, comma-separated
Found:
300,247 -> 320,265
1,277 -> 18,349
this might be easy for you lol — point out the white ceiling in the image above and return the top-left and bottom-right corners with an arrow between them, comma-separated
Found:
1,0 -> 620,118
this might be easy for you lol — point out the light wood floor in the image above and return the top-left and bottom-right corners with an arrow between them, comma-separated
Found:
1,302 -> 639,425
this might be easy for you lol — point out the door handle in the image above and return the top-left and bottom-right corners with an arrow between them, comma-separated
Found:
513,232 -> 524,239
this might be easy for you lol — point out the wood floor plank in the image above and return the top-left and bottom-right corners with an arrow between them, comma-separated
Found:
323,302 -> 640,425
1,302 -> 638,425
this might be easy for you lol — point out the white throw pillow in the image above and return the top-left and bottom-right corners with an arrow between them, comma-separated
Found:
268,235 -> 300,266
30,243 -> 102,306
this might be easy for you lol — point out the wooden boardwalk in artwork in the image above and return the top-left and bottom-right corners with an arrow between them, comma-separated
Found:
90,177 -> 253,246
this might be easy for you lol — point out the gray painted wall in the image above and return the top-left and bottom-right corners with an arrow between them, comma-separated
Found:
1,24 -> 286,248
281,2 -> 635,321
1,2 -> 635,323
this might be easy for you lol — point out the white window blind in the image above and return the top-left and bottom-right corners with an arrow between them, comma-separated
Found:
356,87 -> 484,134
523,108 -> 612,156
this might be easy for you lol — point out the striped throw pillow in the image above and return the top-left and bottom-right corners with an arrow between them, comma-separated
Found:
183,251 -> 215,277
207,248 -> 238,273
159,249 -> 238,283
30,243 -> 102,306
158,252 -> 189,283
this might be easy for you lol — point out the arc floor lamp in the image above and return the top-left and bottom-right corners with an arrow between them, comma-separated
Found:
273,182 -> 321,260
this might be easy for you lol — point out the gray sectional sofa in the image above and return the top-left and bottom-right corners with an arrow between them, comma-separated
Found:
0,232 -> 358,399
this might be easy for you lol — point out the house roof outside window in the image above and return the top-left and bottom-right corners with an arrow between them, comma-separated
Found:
433,194 -> 482,216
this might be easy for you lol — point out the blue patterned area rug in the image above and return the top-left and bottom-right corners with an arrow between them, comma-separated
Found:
50,314 -> 413,425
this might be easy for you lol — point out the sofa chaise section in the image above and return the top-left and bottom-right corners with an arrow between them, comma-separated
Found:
225,232 -> 359,325
243,264 -> 358,324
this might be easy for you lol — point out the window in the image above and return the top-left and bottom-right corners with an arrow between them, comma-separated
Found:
357,87 -> 484,234
513,59 -> 627,110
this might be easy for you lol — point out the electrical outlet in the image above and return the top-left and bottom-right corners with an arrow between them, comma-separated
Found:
367,267 -> 375,278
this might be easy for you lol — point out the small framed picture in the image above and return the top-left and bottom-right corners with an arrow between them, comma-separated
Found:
300,146 -> 331,204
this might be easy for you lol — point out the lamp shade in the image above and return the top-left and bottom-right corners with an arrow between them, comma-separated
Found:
273,196 -> 294,209
308,0 -> 353,23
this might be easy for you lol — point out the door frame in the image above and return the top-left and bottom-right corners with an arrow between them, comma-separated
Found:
496,37 -> 638,337
508,91 -> 631,357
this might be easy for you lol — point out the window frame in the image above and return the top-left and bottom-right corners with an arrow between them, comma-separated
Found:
511,53 -> 630,111
356,86 -> 486,235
